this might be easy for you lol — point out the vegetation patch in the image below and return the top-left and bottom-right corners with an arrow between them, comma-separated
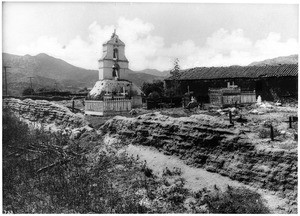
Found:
162,166 -> 183,176
258,126 -> 281,139
189,186 -> 270,214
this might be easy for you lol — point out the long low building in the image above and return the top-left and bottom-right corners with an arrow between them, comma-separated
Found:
165,64 -> 298,103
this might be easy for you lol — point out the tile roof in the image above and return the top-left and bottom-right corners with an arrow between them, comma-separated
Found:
165,64 -> 298,81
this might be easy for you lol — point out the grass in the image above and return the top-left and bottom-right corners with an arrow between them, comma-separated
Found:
2,108 -> 147,213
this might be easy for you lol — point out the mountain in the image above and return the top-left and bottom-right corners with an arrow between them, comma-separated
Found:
127,70 -> 165,86
3,53 -> 96,81
136,69 -> 170,77
2,53 -> 164,96
248,54 -> 298,66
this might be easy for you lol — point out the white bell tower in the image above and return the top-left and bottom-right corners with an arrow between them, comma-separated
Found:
98,30 -> 129,80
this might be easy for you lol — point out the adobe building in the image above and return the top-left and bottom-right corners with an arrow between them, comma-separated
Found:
165,64 -> 298,104
85,31 -> 143,116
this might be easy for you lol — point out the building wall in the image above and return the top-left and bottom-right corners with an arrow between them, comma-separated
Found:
132,95 -> 143,108
101,44 -> 127,61
99,42 -> 129,80
99,60 -> 129,80
255,77 -> 298,101
165,76 -> 297,102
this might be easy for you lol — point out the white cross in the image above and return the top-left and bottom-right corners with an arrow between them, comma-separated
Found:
121,87 -> 128,96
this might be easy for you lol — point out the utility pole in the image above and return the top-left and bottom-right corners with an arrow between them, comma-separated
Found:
28,77 -> 34,89
3,66 -> 11,96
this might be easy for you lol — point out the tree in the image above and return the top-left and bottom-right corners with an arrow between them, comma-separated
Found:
22,87 -> 35,96
170,58 -> 180,76
141,80 -> 164,97
167,58 -> 182,97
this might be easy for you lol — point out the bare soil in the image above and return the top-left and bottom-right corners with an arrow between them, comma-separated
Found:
124,143 -> 290,214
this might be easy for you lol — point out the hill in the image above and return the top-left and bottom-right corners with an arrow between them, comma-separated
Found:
2,53 -> 164,96
137,68 -> 170,77
248,54 -> 298,66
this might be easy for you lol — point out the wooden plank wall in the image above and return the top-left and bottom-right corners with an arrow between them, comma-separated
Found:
103,99 -> 132,111
85,99 -> 132,114
85,100 -> 104,112
241,92 -> 256,104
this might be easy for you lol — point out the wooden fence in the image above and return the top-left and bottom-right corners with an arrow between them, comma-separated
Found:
208,91 -> 223,105
103,98 -> 132,112
222,95 -> 241,105
85,98 -> 132,116
241,91 -> 256,104
209,88 -> 256,107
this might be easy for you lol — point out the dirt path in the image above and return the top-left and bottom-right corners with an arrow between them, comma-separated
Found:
125,144 -> 289,214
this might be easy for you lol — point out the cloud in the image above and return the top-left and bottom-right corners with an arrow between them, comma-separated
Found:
255,32 -> 298,57
13,17 -> 298,71
206,28 -> 253,54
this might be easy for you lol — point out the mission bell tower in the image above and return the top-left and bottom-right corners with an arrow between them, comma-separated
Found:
85,30 -> 143,116
98,30 -> 129,80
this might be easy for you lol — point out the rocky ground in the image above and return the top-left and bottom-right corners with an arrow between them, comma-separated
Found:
4,98 -> 298,213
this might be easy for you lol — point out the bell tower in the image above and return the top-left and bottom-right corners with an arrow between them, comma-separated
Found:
98,30 -> 129,80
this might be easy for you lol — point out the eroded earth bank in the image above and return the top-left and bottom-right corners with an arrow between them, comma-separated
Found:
4,98 -> 298,213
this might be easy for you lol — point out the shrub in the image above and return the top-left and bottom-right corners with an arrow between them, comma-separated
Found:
141,80 -> 164,97
162,167 -> 182,176
150,177 -> 189,213
194,186 -> 270,214
22,87 -> 35,96
258,127 -> 280,139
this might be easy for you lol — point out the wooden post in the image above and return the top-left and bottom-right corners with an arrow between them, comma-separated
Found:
72,100 -> 75,113
229,110 -> 232,124
289,116 -> 292,129
3,66 -> 11,96
270,125 -> 274,141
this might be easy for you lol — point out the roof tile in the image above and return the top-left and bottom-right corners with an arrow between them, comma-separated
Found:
166,64 -> 298,80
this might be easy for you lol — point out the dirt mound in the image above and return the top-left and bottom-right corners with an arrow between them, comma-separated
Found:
4,98 -> 88,129
3,98 -> 94,140
101,112 -> 297,207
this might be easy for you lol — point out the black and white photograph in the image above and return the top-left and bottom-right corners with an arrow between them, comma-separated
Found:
2,1 -> 298,214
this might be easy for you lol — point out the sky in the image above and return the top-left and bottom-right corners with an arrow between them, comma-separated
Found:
2,2 -> 299,71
